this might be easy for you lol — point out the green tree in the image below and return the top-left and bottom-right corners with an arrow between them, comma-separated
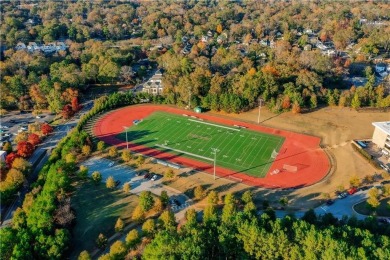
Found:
106,176 -> 115,189
126,229 -> 140,249
91,171 -> 102,184
367,188 -> 380,209
78,250 -> 91,260
207,191 -> 219,205
65,153 -> 76,164
241,191 -> 253,204
349,176 -> 361,188
121,150 -> 132,162
351,93 -> 361,109
115,218 -> 124,233
139,191 -> 154,211
78,165 -> 89,179
142,219 -> 156,237
160,190 -> 169,207
164,169 -> 174,179
97,141 -> 105,151
2,142 -> 13,153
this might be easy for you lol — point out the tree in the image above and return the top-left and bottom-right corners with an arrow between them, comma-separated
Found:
367,188 -> 380,209
207,191 -> 219,205
216,24 -> 223,34
78,251 -> 91,260
136,155 -> 145,167
15,132 -> 29,143
97,141 -> 105,151
139,190 -> 155,211
115,218 -> 124,233
96,233 -> 108,249
160,190 -> 169,207
91,171 -> 102,184
41,123 -> 53,135
5,153 -> 18,168
62,104 -> 74,119
142,219 -> 156,237
108,146 -> 118,158
123,182 -> 131,193
2,142 -> 12,153
82,145 -> 92,156
5,169 -> 25,186
11,158 -> 31,174
242,191 -> 253,204
164,169 -> 174,179
106,176 -> 115,189
27,133 -> 40,146
349,176 -> 361,188
158,210 -> 176,230
109,240 -> 126,259
351,93 -> 361,109
194,185 -> 204,200
121,150 -> 132,162
125,229 -> 140,249
16,141 -> 34,158
78,165 -> 88,179
65,153 -> 76,164
131,205 -> 145,223
71,97 -> 81,112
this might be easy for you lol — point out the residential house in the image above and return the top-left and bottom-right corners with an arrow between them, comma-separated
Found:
207,30 -> 213,37
41,42 -> 57,53
141,70 -> 163,95
201,35 -> 209,43
27,42 -> 40,52
15,42 -> 26,51
56,42 -> 67,51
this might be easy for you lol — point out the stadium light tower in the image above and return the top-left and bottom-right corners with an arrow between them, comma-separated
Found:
257,97 -> 264,124
211,148 -> 220,180
122,126 -> 129,150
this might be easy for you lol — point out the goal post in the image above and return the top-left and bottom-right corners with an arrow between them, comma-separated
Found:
271,149 -> 279,159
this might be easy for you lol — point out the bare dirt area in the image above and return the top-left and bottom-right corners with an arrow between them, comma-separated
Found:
212,107 -> 390,209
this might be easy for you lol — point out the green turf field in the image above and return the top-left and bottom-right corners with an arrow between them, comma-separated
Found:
117,112 -> 285,177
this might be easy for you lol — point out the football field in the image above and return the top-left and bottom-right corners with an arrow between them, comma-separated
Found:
117,112 -> 285,177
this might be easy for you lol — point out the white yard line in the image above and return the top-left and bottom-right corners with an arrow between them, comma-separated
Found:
188,119 -> 240,131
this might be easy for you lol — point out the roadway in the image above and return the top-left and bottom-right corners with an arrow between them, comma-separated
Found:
0,101 -> 94,227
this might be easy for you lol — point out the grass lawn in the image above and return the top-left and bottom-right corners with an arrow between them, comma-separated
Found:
70,180 -> 138,258
117,111 -> 284,177
353,197 -> 390,217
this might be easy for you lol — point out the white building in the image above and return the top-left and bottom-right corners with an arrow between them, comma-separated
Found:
372,121 -> 390,154
141,70 -> 163,95
27,42 -> 40,52
0,150 -> 6,162
15,42 -> 26,51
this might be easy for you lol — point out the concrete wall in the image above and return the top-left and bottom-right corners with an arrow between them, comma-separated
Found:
372,127 -> 388,148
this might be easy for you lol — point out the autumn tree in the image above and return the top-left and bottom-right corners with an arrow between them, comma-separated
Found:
2,142 -> 13,153
78,251 -> 91,260
207,191 -> 219,205
62,104 -> 74,119
139,190 -> 155,211
82,145 -> 92,156
5,153 -> 19,168
106,176 -> 116,189
349,176 -> 361,188
41,123 -> 53,135
164,169 -> 174,179
142,219 -> 156,237
16,141 -> 34,158
136,155 -> 145,167
91,171 -> 102,184
96,233 -> 108,249
158,210 -> 176,230
15,132 -> 29,143
11,158 -> 31,174
97,141 -> 105,151
194,185 -> 205,200
125,229 -> 140,249
131,205 -> 145,223
121,150 -> 132,162
71,96 -> 81,112
115,218 -> 124,233
108,146 -> 118,158
123,182 -> 131,193
27,133 -> 40,146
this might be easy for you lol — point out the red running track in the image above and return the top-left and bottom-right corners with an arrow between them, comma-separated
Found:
93,105 -> 330,189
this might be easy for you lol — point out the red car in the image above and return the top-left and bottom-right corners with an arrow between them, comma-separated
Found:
348,187 -> 357,195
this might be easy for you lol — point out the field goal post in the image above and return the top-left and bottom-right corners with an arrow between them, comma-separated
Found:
283,164 -> 298,173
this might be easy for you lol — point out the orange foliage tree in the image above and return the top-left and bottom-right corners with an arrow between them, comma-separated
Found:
16,141 -> 34,158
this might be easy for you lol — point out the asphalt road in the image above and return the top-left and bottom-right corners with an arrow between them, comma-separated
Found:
0,101 -> 94,227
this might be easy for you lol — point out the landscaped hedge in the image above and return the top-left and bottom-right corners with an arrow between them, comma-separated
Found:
351,142 -> 381,170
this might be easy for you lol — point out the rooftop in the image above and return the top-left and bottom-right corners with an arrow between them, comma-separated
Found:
372,121 -> 390,135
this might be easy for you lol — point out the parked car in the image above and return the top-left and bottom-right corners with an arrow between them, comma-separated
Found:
115,180 -> 121,187
144,173 -> 151,179
348,187 -> 357,195
326,199 -> 334,205
136,171 -> 143,176
108,162 -> 114,167
338,192 -> 348,199
151,174 -> 158,181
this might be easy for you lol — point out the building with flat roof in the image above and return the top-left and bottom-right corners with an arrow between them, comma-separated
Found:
372,121 -> 390,153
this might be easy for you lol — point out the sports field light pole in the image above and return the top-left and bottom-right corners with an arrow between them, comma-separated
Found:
122,126 -> 129,150
257,97 -> 264,124
211,148 -> 220,180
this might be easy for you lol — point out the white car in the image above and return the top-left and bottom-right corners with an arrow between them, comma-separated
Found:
36,115 -> 43,119
108,162 -> 115,167
151,174 -> 158,181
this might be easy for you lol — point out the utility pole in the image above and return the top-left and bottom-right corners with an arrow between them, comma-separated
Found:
257,97 -> 264,124
211,148 -> 220,180
123,126 -> 129,150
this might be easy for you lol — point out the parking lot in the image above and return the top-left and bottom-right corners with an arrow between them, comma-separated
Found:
81,157 -> 191,212
0,111 -> 55,146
